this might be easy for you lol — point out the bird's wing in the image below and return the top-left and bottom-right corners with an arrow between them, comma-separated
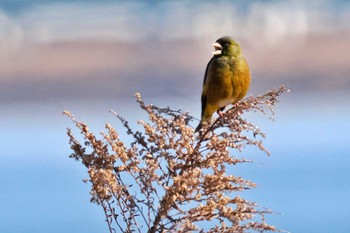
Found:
200,57 -> 214,117
201,92 -> 207,118
202,56 -> 215,86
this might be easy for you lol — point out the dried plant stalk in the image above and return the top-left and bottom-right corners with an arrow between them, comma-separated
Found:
64,86 -> 288,233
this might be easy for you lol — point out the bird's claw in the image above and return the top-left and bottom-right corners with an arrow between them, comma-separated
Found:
217,110 -> 225,118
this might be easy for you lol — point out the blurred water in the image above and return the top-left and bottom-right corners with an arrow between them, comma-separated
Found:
1,91 -> 349,232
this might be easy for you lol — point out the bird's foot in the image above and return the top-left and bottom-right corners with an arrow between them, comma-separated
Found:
217,110 -> 225,118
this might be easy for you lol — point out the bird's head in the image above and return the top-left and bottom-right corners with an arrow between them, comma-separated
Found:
212,36 -> 242,57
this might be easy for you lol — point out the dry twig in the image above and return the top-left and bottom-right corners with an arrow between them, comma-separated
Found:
64,86 -> 288,233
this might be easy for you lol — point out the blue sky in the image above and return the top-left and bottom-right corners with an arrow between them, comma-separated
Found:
1,0 -> 350,232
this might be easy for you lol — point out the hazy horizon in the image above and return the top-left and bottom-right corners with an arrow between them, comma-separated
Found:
1,0 -> 349,104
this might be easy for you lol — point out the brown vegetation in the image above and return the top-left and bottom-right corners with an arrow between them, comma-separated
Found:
64,86 -> 287,233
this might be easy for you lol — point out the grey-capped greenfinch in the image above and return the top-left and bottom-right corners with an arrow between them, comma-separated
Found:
195,36 -> 251,132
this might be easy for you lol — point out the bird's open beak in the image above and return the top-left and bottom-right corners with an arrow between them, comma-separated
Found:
212,42 -> 222,55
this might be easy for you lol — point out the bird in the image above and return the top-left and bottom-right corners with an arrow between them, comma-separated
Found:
195,36 -> 251,132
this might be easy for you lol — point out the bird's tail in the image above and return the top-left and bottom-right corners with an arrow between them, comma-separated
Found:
195,121 -> 203,133
195,116 -> 211,133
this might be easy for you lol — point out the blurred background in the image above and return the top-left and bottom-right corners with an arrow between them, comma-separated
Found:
1,0 -> 349,232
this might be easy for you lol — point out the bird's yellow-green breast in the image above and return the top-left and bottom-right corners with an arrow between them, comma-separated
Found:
195,36 -> 251,132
